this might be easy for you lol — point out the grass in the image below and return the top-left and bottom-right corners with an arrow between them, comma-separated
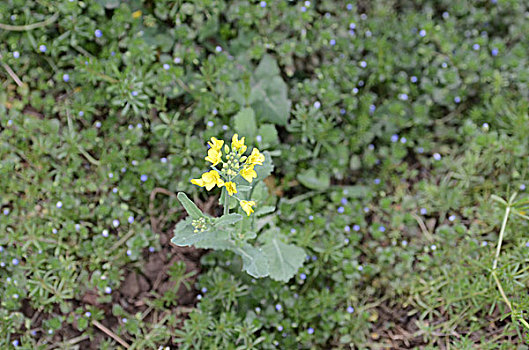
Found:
1,0 -> 529,348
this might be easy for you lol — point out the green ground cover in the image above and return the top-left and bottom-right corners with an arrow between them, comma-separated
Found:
1,0 -> 529,348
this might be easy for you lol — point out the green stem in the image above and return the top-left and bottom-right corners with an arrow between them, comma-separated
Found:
492,204 -> 510,271
223,187 -> 229,215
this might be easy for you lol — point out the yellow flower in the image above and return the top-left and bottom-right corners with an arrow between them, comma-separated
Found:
231,134 -> 246,151
205,148 -> 222,166
240,200 -> 256,216
246,148 -> 265,166
207,137 -> 224,151
191,170 -> 224,191
132,10 -> 142,19
223,181 -> 237,196
240,165 -> 257,183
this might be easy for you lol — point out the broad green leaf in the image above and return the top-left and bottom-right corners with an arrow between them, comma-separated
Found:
215,214 -> 243,227
257,124 -> 279,145
172,226 -> 220,247
263,239 -> 306,282
177,192 -> 203,219
234,107 -> 257,139
235,243 -> 270,278
254,205 -> 275,216
250,55 -> 291,126
297,169 -> 330,190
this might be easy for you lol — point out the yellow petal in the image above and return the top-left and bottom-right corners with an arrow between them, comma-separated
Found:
205,148 -> 222,166
247,148 -> 265,166
224,181 -> 237,196
231,134 -> 246,150
240,200 -> 256,216
132,10 -> 142,19
191,178 -> 205,187
207,137 -> 224,151
240,165 -> 257,183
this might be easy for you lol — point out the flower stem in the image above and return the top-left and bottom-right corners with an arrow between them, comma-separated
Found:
223,187 -> 229,215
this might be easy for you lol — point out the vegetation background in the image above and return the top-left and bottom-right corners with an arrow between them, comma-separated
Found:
1,0 -> 528,348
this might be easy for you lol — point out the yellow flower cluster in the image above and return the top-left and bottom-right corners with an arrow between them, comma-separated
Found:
191,134 -> 265,216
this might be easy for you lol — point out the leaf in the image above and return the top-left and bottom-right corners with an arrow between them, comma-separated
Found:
233,107 -> 257,139
172,220 -> 222,246
235,243 -> 270,278
250,55 -> 291,126
297,169 -> 330,190
215,214 -> 243,227
257,124 -> 279,145
254,151 -> 274,182
177,192 -> 203,219
263,238 -> 306,282
254,206 -> 275,216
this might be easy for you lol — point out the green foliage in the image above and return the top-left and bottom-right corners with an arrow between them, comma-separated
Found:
2,0 -> 529,348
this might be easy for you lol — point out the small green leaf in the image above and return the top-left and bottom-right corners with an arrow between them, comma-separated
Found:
177,192 -> 203,219
234,107 -> 257,139
254,205 -> 275,216
263,238 -> 305,282
215,214 -> 243,227
257,124 -> 279,145
297,169 -> 330,190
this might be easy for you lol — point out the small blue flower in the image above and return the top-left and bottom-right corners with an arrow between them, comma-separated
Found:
454,96 -> 461,103
352,87 -> 359,94
341,197 -> 348,205
63,74 -> 70,82
126,250 -> 132,256
301,6 -> 306,12
430,244 -> 437,251
3,208 -> 9,215
329,39 -> 336,46
400,137 -> 407,144
56,201 -> 63,209
277,325 -> 283,331
256,135 -> 262,142
402,240 -> 408,247
94,29 -> 102,38
174,57 -> 181,64
314,101 -> 321,109
122,318 -> 127,323
379,226 -> 386,232
113,219 -> 120,227
275,304 -> 282,311
525,242 -> 529,248
442,11 -> 449,19
108,172 -> 113,179
201,287 -> 208,293
215,46 -> 222,52
368,144 -> 375,150
222,125 -> 229,131
374,178 -> 381,185
13,51 -> 20,58
85,311 -> 91,317
481,241 -> 488,247
473,43 -> 480,50
346,3 -> 353,10
519,184 -> 526,191
30,330 -> 37,336
290,228 -> 297,234
369,104 -> 376,113
39,45 -> 47,53
300,273 -> 307,280
102,229 -> 109,237
75,224 -> 80,231
128,216 -> 134,224
304,0 -> 311,6
161,157 -> 167,163
207,121 -> 214,127
163,63 -> 170,70
391,134 -> 399,143
212,108 -> 218,115
149,246 -> 155,252
52,228 -> 57,234
121,167 -> 127,172
140,174 -> 148,182
448,215 -> 456,222
337,206 -> 345,213
105,286 -> 112,294
308,215 -> 314,221
12,258 -> 19,266
399,93 -> 408,101
357,265 -> 363,271
359,61 -> 367,68
433,153 -> 441,161
79,111 -> 84,117
111,51 -> 115,56
259,1 -> 266,7
95,121 -> 102,128
311,255 -> 317,261
410,76 -> 418,83
307,327 -> 314,335
419,29 -> 426,37
12,340 -> 19,347
346,306 -> 354,313
353,224 -> 360,231
417,147 -> 424,154
491,48 -> 499,56
349,23 -> 356,29
48,329 -> 53,335
363,206 -> 370,213
344,238 -> 349,244
420,208 -> 427,215
131,91 -> 138,97
112,188 -> 118,193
